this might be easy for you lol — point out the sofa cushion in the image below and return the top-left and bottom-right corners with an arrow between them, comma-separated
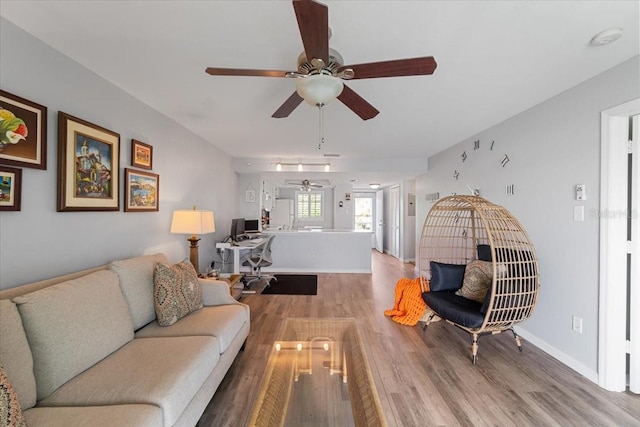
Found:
456,260 -> 492,303
429,261 -> 466,292
422,291 -> 484,329
24,404 -> 163,427
0,299 -> 36,409
136,304 -> 248,353
154,261 -> 203,327
14,270 -> 134,400
0,365 -> 27,427
109,253 -> 169,330
40,336 -> 220,427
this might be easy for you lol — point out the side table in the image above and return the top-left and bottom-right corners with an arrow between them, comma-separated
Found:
218,274 -> 244,300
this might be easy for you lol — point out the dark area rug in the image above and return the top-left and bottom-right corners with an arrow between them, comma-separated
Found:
261,274 -> 317,295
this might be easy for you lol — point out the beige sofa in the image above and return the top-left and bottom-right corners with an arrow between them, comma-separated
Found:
0,253 -> 250,427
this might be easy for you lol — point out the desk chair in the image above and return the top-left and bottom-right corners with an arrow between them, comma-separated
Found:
242,235 -> 277,287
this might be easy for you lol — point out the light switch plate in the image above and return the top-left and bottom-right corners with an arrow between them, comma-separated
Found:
573,206 -> 585,221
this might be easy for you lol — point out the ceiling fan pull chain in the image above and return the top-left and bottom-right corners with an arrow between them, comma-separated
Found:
318,103 -> 325,150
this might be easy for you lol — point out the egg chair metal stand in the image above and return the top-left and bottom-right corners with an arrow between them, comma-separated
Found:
418,195 -> 540,364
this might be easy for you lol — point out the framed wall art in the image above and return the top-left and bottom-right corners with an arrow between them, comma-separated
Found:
57,112 -> 120,211
0,165 -> 22,211
0,90 -> 47,169
131,139 -> 152,170
124,168 -> 159,212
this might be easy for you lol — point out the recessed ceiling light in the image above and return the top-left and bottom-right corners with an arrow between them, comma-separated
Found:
590,28 -> 623,47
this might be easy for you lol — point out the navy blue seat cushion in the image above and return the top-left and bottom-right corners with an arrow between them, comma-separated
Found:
422,291 -> 484,328
429,261 -> 466,292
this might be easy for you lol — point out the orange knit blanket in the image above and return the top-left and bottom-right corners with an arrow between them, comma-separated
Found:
384,277 -> 428,326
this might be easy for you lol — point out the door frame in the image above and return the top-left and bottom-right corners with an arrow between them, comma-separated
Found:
599,98 -> 640,391
375,190 -> 384,253
389,186 -> 400,258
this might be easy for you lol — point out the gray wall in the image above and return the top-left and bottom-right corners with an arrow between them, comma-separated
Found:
415,56 -> 640,376
0,19 -> 238,289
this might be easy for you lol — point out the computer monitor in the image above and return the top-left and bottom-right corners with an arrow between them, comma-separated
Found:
245,219 -> 259,233
230,218 -> 245,240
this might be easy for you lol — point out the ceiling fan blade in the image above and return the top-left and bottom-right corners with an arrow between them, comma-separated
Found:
337,85 -> 380,121
338,57 -> 437,80
293,0 -> 329,64
272,92 -> 304,118
205,67 -> 293,78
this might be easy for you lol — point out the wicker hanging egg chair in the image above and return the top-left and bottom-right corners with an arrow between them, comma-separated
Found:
419,195 -> 540,363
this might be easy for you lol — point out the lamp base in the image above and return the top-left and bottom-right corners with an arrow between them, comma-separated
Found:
187,236 -> 201,275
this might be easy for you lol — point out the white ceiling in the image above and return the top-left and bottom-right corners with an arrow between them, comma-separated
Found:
1,1 -> 638,189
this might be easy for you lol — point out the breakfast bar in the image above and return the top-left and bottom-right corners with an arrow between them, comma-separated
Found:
244,229 -> 373,274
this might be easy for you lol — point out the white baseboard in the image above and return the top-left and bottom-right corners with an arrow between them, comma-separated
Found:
514,326 -> 599,384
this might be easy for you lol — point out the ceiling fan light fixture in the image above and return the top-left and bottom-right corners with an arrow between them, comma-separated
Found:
296,74 -> 344,106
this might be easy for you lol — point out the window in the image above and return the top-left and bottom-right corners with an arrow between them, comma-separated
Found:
296,192 -> 323,220
354,197 -> 373,230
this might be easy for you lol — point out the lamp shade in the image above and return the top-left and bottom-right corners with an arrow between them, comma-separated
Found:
170,210 -> 215,235
296,74 -> 344,106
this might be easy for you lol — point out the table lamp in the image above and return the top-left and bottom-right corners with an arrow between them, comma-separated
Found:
170,206 -> 215,275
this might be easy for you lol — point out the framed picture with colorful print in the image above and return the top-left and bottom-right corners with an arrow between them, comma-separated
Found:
131,139 -> 153,170
57,112 -> 120,211
0,90 -> 47,169
0,165 -> 22,211
124,168 -> 159,212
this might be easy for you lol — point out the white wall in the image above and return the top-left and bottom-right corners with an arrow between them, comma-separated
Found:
333,183 -> 353,229
402,179 -> 416,262
415,56 -> 640,378
237,173 -> 261,224
0,19 -> 238,289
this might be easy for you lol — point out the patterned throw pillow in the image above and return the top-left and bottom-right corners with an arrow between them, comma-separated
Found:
0,365 -> 27,427
456,260 -> 493,303
153,260 -> 203,327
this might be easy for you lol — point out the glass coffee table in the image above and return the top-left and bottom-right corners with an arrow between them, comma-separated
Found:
247,318 -> 387,427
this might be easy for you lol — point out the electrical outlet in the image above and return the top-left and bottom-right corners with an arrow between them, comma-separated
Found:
572,316 -> 583,334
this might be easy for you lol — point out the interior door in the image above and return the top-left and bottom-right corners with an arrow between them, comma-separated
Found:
375,190 -> 384,252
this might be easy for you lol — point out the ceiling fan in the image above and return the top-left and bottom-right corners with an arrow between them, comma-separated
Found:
205,0 -> 437,120
285,179 -> 324,191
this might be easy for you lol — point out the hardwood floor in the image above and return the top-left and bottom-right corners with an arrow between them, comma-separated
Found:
198,251 -> 640,426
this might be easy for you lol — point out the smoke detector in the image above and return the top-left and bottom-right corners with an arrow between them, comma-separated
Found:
590,28 -> 623,46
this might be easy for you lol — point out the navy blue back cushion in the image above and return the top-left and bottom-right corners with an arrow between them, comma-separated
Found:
430,261 -> 466,292
477,244 -> 492,261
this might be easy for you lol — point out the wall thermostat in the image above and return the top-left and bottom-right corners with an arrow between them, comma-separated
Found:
576,184 -> 587,201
